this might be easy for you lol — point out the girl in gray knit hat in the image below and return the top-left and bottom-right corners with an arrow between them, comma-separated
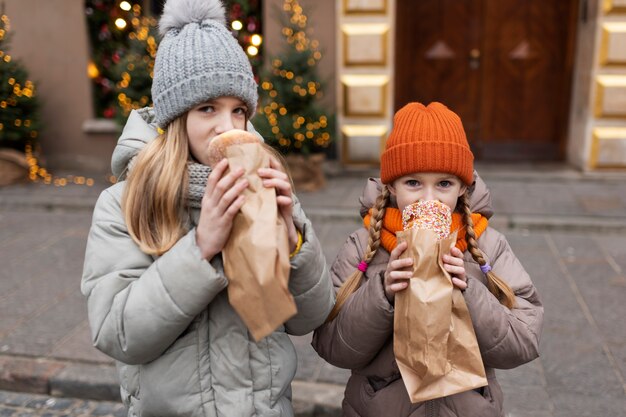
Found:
81,1 -> 334,415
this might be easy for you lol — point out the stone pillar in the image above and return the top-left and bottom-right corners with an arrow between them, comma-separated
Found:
570,0 -> 626,170
336,0 -> 392,166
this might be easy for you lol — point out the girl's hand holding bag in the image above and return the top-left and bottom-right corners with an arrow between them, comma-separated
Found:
208,130 -> 297,341
393,200 -> 487,402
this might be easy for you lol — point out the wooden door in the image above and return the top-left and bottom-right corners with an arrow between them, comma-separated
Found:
394,0 -> 578,160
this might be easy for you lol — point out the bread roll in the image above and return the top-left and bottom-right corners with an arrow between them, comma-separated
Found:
207,129 -> 260,167
402,200 -> 452,240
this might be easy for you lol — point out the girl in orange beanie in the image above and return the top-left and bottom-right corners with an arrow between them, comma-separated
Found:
312,102 -> 543,417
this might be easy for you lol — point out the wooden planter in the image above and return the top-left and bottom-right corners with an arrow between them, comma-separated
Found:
284,153 -> 326,193
0,148 -> 29,186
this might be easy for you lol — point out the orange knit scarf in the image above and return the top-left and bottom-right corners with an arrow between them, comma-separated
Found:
363,207 -> 488,253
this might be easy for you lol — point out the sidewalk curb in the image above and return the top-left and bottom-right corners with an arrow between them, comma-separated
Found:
0,354 -> 343,416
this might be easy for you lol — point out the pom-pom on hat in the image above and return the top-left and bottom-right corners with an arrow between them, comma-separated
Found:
380,102 -> 474,185
152,0 -> 258,128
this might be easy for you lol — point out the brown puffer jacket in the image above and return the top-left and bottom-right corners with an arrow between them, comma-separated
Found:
312,176 -> 543,417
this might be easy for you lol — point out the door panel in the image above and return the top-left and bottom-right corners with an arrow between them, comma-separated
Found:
479,0 -> 577,159
394,0 -> 578,161
394,0 -> 482,140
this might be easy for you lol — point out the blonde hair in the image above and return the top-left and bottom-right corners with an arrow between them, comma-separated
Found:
122,116 -> 190,256
326,186 -> 515,322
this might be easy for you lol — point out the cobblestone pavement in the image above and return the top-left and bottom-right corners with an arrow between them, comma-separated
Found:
0,390 -> 125,417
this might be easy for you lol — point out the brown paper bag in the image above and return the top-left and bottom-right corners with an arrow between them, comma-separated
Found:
222,142 -> 297,341
393,228 -> 487,403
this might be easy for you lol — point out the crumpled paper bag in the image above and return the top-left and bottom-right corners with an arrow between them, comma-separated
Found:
393,228 -> 487,403
222,142 -> 297,341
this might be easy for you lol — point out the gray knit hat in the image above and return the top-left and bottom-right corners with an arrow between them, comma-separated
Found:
152,0 -> 258,128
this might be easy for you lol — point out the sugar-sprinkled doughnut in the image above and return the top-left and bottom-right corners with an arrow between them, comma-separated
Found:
402,200 -> 452,240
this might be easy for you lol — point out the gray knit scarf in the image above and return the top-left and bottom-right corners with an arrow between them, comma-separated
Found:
187,162 -> 211,208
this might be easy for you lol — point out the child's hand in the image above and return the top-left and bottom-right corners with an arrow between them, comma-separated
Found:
384,241 -> 413,304
258,156 -> 299,252
443,246 -> 467,290
196,159 -> 248,260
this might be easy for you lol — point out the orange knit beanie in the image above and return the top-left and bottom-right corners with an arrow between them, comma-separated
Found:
380,102 -> 474,185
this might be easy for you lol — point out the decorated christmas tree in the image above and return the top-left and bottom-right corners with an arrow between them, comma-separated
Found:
0,11 -> 41,152
110,13 -> 158,125
85,0 -> 136,120
85,0 -> 263,123
253,0 -> 333,156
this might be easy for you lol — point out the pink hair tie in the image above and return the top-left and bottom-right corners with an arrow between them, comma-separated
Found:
357,261 -> 368,273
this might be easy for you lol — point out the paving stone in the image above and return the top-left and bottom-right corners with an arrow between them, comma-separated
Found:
501,384 -> 553,414
594,235 -> 626,273
91,402 -> 126,416
47,320 -> 111,364
548,232 -> 607,261
0,357 -> 65,394
505,412 -> 553,417
291,335 -> 323,381
549,391 -> 626,417
0,290 -> 87,358
317,362 -> 350,386
0,391 -> 34,407
496,360 -> 545,388
49,363 -> 118,402
39,397 -> 75,411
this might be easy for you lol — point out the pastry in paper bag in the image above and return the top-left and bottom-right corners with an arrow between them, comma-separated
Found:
394,200 -> 487,403
208,130 -> 297,341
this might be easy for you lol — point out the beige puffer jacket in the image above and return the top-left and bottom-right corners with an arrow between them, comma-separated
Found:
81,109 -> 334,417
312,177 -> 543,417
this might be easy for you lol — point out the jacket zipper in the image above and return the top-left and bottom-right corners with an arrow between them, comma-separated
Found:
425,400 -> 439,417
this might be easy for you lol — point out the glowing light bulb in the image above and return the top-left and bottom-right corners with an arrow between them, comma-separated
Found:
231,20 -> 243,31
87,62 -> 99,79
251,34 -> 262,46
115,18 -> 127,29
119,1 -> 132,11
247,45 -> 258,56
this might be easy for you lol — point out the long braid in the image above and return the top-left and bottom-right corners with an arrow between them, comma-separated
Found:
326,186 -> 390,322
460,193 -> 516,309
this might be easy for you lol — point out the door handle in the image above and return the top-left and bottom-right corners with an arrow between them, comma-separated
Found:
469,48 -> 481,69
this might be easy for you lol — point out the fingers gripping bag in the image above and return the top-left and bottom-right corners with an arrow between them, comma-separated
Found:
207,130 -> 297,341
394,200 -> 487,402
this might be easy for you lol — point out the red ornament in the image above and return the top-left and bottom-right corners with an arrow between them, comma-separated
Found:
103,107 -> 115,119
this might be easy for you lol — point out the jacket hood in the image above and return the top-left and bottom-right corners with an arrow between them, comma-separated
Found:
111,107 -> 264,179
358,172 -> 494,219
